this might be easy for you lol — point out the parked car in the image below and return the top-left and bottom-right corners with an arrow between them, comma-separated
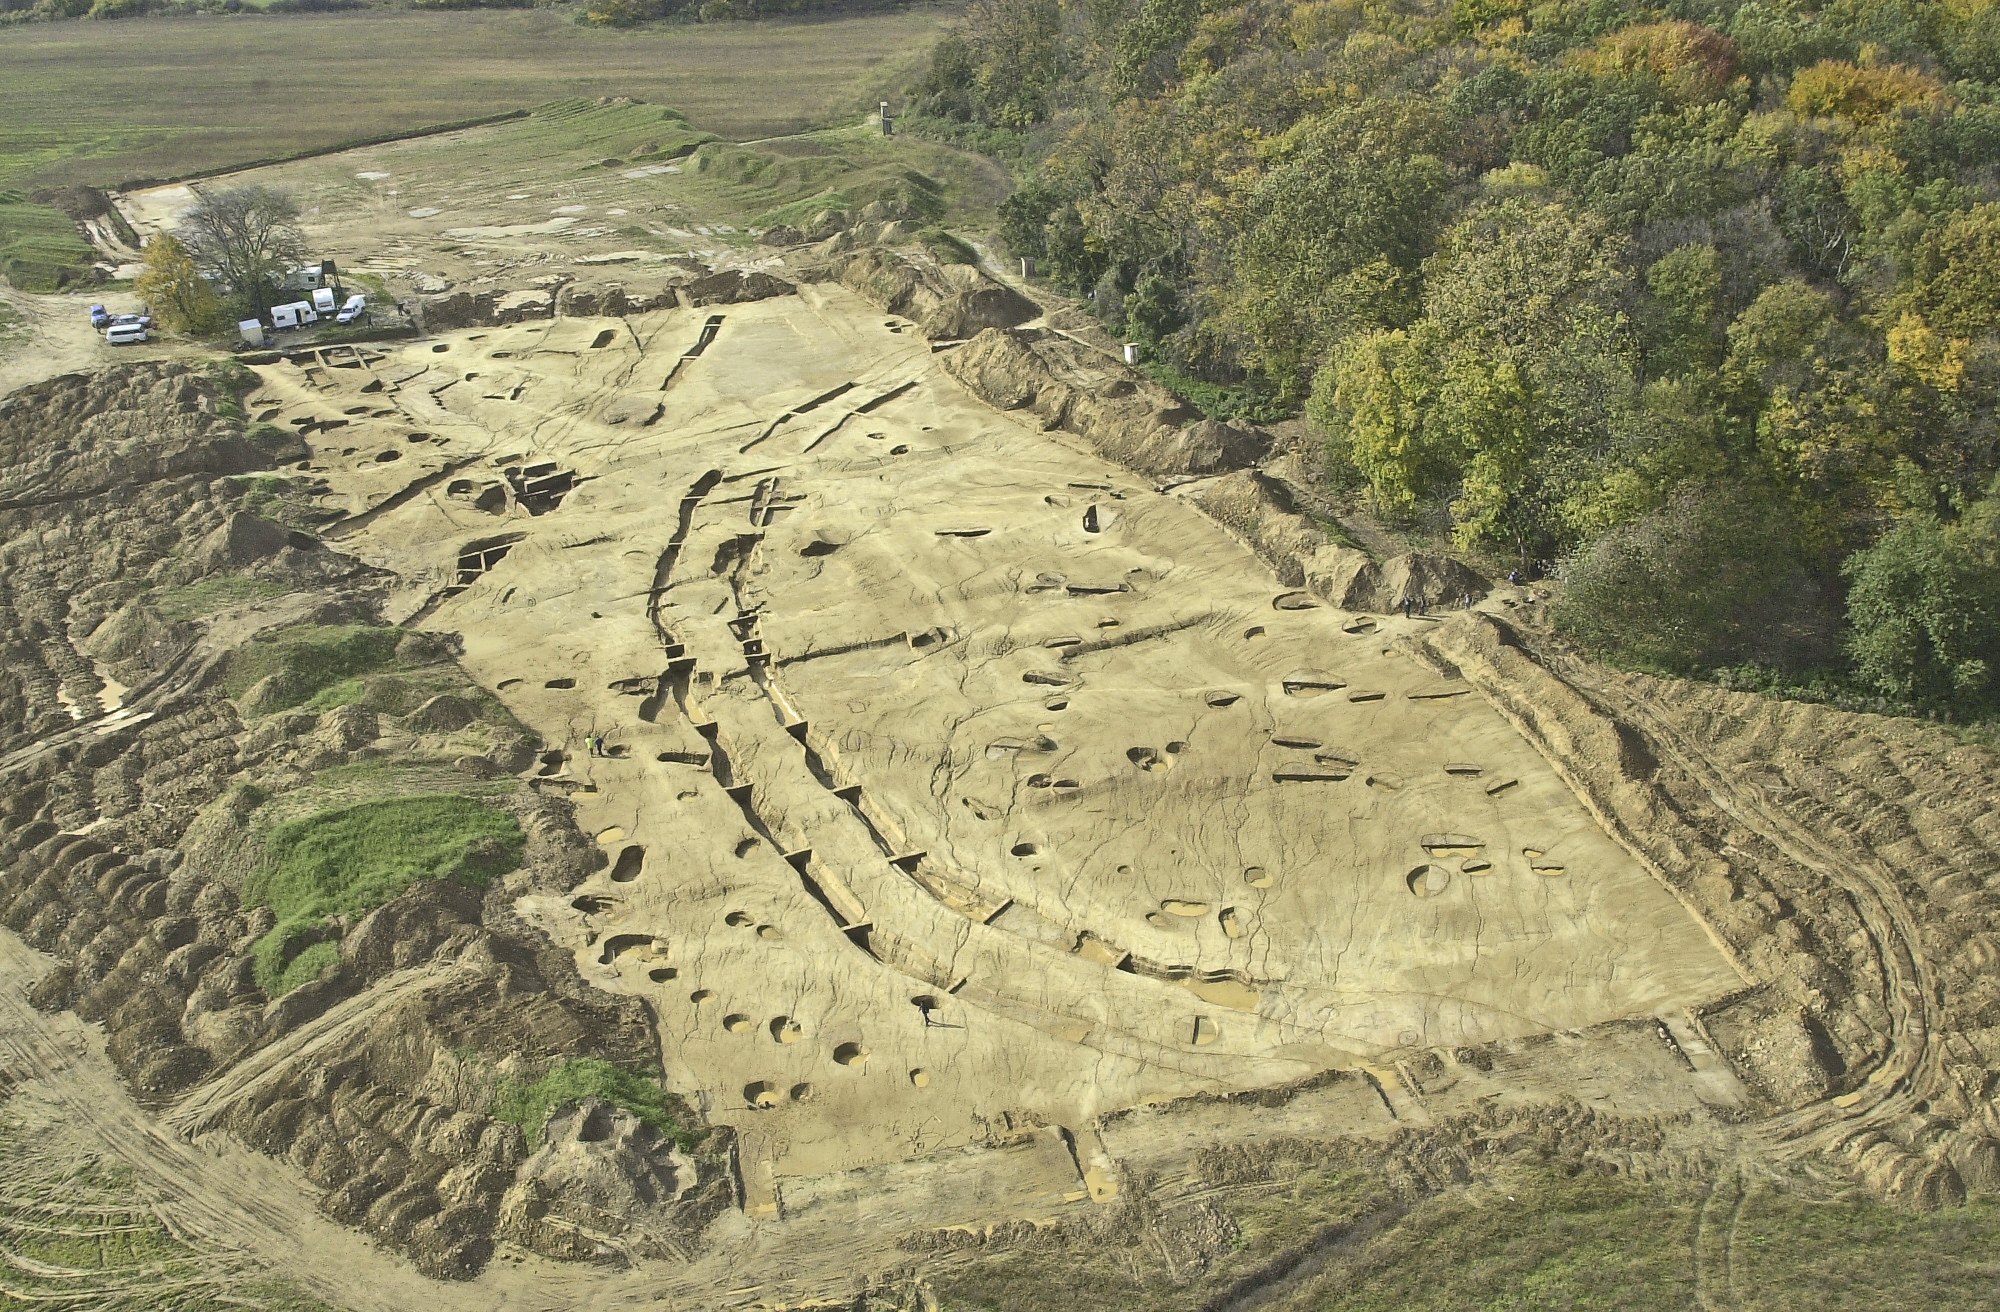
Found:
335,294 -> 367,324
88,304 -> 110,328
105,323 -> 149,345
108,313 -> 153,329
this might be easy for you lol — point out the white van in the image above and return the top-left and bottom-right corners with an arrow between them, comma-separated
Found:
271,301 -> 318,330
335,294 -> 367,324
105,323 -> 149,345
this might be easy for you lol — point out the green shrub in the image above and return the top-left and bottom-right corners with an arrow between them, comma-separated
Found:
271,940 -> 341,994
304,678 -> 368,711
1141,360 -> 1292,424
245,795 -> 522,995
493,1058 -> 699,1150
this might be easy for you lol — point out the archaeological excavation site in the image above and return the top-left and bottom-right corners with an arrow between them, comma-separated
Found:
2,100 -> 1999,1311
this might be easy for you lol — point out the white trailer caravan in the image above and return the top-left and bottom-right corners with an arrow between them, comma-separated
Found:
271,301 -> 318,330
311,286 -> 337,315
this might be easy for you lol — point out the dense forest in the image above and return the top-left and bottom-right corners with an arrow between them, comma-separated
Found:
907,0 -> 2000,722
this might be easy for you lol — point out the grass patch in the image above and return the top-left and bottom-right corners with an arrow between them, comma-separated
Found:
223,623 -> 403,712
693,118 -> 1007,236
0,9 -> 957,191
716,152 -> 945,230
304,677 -> 368,711
914,224 -> 976,264
492,1057 -> 700,1151
0,189 -> 94,290
245,793 -> 522,995
147,575 -> 290,621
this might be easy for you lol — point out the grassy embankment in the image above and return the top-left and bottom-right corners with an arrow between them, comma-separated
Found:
215,626 -> 524,994
0,188 -> 94,290
0,5 -> 953,286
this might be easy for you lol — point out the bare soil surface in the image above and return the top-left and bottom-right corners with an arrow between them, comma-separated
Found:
1,103 -> 1997,1312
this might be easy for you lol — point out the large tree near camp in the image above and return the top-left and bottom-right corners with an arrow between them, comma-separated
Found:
176,186 -> 307,316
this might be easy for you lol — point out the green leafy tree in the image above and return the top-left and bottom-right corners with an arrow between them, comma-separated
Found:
1843,509 -> 2000,711
134,234 -> 227,336
1231,100 -> 1456,394
1555,481 -> 1811,671
1126,271 -> 1184,343
1310,329 -> 1442,512
177,186 -> 307,317
1905,202 -> 2000,340
1111,0 -> 1198,97
998,182 -> 1062,259
1644,241 -> 1724,373
1042,202 -> 1107,293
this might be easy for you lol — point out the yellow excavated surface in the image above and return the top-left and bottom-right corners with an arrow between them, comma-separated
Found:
251,285 -> 1743,1210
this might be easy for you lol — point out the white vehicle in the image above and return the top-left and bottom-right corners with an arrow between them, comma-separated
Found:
335,294 -> 367,324
105,323 -> 149,345
311,286 -> 337,315
271,301 -> 318,330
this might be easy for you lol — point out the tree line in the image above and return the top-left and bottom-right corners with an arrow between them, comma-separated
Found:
907,0 -> 2000,723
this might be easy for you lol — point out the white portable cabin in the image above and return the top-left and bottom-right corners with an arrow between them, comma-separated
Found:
311,286 -> 337,315
238,318 -> 265,345
271,301 -> 318,330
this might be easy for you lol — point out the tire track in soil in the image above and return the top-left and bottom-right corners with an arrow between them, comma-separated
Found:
1433,617 -> 1934,1154
0,931 -> 460,1312
1548,653 -> 1936,1148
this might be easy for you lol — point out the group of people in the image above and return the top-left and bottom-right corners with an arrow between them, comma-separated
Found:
1399,591 -> 1481,618
582,734 -> 611,757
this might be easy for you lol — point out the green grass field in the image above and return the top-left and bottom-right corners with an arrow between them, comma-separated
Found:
0,6 -> 954,191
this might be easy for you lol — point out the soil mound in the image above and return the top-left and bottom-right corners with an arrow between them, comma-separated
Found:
1188,468 -> 1488,610
1417,611 -> 2000,1208
682,268 -> 796,306
943,327 -> 1266,475
824,247 -> 1037,339
557,281 -> 681,318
